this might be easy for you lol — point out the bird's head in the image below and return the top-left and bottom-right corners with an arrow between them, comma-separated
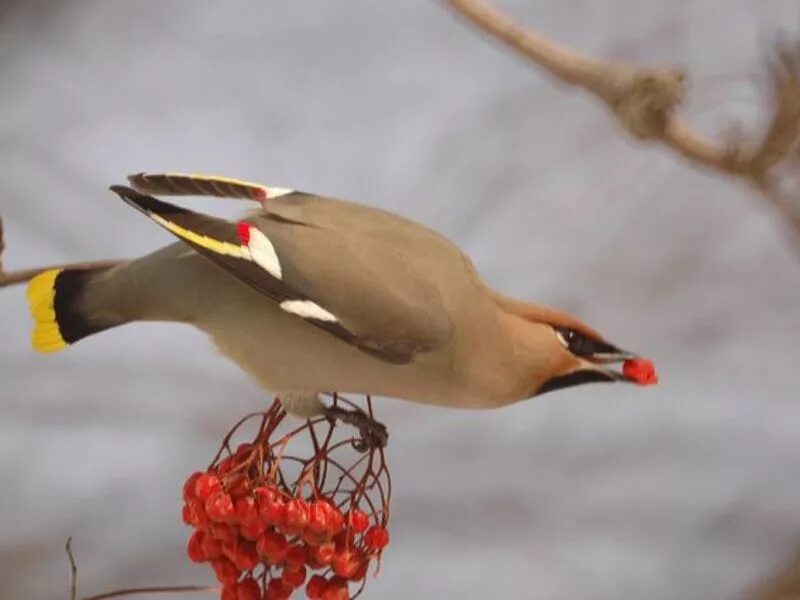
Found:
534,320 -> 657,395
494,293 -> 658,397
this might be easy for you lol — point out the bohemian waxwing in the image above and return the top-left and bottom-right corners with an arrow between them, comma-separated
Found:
26,173 -> 657,446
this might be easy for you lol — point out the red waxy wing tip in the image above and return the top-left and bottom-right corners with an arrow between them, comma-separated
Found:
237,222 -> 251,245
622,358 -> 659,386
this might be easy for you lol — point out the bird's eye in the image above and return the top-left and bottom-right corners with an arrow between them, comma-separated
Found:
554,327 -> 596,357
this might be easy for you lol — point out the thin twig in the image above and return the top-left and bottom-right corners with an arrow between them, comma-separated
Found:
65,536 -> 214,600
0,215 -> 6,274
66,537 -> 77,600
443,0 -> 800,244
82,586 -> 219,600
745,546 -> 800,600
0,260 -> 124,288
0,214 -> 124,287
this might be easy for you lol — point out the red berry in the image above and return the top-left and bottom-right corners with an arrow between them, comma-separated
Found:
236,577 -> 261,600
211,558 -> 241,585
332,531 -> 355,552
240,520 -> 267,541
283,564 -> 307,588
182,503 -> 193,526
195,474 -> 222,501
201,535 -> 224,560
256,531 -> 288,563
217,455 -> 238,475
266,577 -> 292,599
183,471 -> 203,501
307,501 -> 330,534
234,443 -> 252,461
186,530 -> 207,563
220,583 -> 237,600
228,476 -> 250,499
622,358 -> 659,386
285,544 -> 307,570
185,499 -> 211,528
363,526 -> 389,551
325,505 -> 344,536
260,496 -> 286,526
320,578 -> 349,600
253,485 -> 278,504
208,523 -> 239,543
264,588 -> 290,600
324,587 -> 348,600
346,509 -> 369,533
234,496 -> 258,524
305,575 -> 328,600
238,548 -> 259,572
308,541 -> 335,567
301,528 -> 327,547
331,550 -> 361,578
283,499 -> 310,532
206,492 -> 236,523
231,541 -> 260,571
348,558 -> 369,582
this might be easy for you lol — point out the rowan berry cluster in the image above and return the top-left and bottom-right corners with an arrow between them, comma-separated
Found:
182,398 -> 391,600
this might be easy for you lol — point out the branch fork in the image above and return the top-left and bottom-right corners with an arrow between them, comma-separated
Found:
445,0 -> 800,245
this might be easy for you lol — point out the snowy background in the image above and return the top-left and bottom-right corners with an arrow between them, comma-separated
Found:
2,1 -> 800,599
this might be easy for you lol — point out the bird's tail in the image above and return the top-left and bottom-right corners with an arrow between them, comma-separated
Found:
26,266 -> 122,353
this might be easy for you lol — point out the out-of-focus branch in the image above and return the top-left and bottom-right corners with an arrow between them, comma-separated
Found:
65,537 -> 217,600
443,0 -> 800,245
67,538 -> 77,600
443,3 -> 800,595
0,215 -> 123,288
746,547 -> 800,600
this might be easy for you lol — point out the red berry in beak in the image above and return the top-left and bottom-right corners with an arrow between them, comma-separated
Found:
622,358 -> 658,386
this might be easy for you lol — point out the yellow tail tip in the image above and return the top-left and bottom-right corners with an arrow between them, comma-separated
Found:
27,269 -> 68,353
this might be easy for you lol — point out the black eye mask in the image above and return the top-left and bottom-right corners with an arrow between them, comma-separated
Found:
537,369 -> 614,395
554,327 -> 623,358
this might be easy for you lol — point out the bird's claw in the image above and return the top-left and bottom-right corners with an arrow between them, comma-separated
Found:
325,405 -> 388,451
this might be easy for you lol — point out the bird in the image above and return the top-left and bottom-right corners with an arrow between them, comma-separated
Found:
26,172 -> 657,447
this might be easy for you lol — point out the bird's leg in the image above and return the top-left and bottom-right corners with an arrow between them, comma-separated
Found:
277,392 -> 388,451
324,404 -> 388,451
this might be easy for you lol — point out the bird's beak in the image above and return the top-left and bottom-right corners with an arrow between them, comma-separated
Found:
585,351 -> 658,386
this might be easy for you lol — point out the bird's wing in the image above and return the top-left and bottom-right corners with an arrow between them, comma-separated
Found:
110,186 -> 455,365
128,172 -> 296,201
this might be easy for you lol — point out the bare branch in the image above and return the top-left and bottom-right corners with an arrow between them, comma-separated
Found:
745,546 -> 800,600
65,535 -> 216,600
0,212 -> 123,288
444,0 -> 686,138
0,260 -> 124,288
442,0 -> 614,90
0,215 -> 5,274
444,0 -> 800,244
66,537 -> 77,600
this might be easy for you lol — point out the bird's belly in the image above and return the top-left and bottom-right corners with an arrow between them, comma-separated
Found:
200,299 -> 468,406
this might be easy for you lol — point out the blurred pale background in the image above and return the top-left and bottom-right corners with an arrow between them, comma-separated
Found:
2,1 -> 800,599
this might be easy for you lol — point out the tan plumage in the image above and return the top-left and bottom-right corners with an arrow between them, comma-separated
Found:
27,173 -> 654,428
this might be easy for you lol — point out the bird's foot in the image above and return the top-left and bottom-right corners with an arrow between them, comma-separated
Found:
324,405 -> 388,451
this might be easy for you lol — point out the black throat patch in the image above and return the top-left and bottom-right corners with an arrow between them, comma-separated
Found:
537,370 -> 614,395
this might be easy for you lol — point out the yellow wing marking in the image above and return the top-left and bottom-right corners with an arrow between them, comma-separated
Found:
149,213 -> 250,259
